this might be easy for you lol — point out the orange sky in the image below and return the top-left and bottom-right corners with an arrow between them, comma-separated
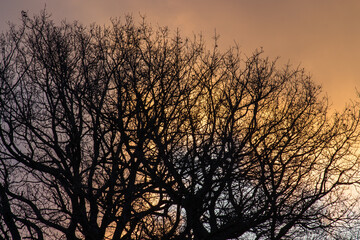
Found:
1,0 -> 360,110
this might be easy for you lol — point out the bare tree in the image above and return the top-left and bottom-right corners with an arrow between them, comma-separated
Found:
0,11 -> 359,240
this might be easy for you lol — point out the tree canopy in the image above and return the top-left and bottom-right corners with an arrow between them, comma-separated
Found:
0,11 -> 360,240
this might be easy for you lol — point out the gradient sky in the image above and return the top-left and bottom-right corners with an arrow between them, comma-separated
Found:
1,0 -> 359,110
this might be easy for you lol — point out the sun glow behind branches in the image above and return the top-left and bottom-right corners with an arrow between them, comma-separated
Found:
1,8 -> 360,239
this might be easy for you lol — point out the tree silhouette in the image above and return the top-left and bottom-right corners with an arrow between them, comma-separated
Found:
0,11 -> 360,240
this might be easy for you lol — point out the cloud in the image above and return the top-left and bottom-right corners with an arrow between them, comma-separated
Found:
1,0 -> 359,109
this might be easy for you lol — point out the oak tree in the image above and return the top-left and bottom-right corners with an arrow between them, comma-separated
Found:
0,11 -> 359,240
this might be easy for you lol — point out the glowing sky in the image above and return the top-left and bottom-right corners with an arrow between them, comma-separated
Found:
1,0 -> 360,110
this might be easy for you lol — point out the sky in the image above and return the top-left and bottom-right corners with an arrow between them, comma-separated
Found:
1,0 -> 360,110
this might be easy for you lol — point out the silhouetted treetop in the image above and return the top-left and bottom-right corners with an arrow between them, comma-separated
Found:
0,11 -> 360,240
